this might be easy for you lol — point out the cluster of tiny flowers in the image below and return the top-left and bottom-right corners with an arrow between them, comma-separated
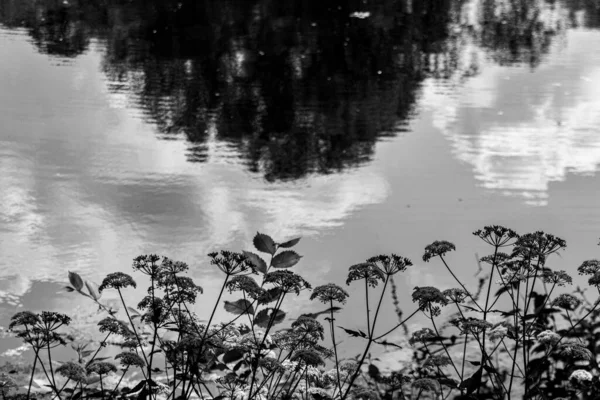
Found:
473,225 -> 519,246
541,270 -> 572,286
412,287 -> 448,316
577,260 -> 600,276
264,270 -> 311,295
551,294 -> 582,310
310,284 -> 349,304
56,361 -> 87,383
208,250 -> 255,275
226,276 -> 264,299
98,272 -> 137,292
366,254 -> 413,275
423,355 -> 451,369
422,241 -> 456,262
454,318 -> 493,335
115,352 -> 145,367
412,378 -> 440,392
442,288 -> 468,303
569,369 -> 593,383
346,262 -> 385,287
557,342 -> 593,360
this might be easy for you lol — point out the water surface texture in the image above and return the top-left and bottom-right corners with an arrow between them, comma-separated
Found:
1,0 -> 600,332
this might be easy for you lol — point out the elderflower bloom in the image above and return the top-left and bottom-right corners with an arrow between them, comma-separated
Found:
537,330 -> 560,346
570,369 -> 593,383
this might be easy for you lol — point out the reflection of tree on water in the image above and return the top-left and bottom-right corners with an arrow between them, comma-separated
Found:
0,0 -> 597,180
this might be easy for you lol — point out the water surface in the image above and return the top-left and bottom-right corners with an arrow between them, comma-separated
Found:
1,0 -> 600,344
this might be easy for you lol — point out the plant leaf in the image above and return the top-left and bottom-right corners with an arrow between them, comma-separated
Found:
254,308 -> 286,328
339,327 -> 368,339
243,251 -> 268,274
459,367 -> 483,395
272,251 -> 302,269
222,349 -> 244,363
64,286 -> 75,292
278,237 -> 301,248
258,287 -> 282,305
224,299 -> 255,315
253,232 -> 276,255
68,271 -> 84,291
85,280 -> 101,300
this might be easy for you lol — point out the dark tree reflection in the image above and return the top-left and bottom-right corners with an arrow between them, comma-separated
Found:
1,0 -> 598,180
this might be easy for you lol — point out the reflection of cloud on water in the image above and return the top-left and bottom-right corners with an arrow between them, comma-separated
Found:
421,27 -> 600,206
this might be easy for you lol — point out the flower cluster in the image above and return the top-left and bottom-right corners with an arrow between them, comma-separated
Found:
56,361 -> 87,383
442,288 -> 469,303
511,231 -> 566,262
226,276 -> 265,299
537,330 -> 561,346
412,286 -> 448,316
556,342 -> 593,360
473,225 -> 519,246
98,272 -> 137,292
366,254 -> 412,276
264,270 -> 311,295
409,328 -> 436,345
159,275 -> 203,304
208,250 -> 255,275
346,262 -> 385,286
310,284 -> 349,304
422,241 -> 456,262
115,352 -> 145,368
550,294 -> 581,311
87,361 -> 118,375
454,317 -> 493,336
541,270 -> 572,286
132,254 -> 161,276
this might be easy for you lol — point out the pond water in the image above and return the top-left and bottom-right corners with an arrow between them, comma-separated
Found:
1,0 -> 600,349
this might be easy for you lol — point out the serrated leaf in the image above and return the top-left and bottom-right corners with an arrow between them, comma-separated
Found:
243,251 -> 268,274
68,271 -> 84,291
224,299 -> 255,315
253,232 -> 276,255
258,287 -> 282,305
85,280 -> 101,300
278,237 -> 301,248
272,251 -> 302,269
254,308 -> 286,328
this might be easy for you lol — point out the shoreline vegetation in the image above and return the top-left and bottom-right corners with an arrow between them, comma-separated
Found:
2,226 -> 600,399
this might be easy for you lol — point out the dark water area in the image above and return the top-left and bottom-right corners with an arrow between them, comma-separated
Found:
2,0 -> 600,356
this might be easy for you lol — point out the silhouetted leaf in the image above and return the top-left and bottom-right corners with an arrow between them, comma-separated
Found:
368,364 -> 381,381
373,339 -> 402,349
278,237 -> 301,248
222,349 -> 244,363
242,251 -> 268,274
339,327 -> 368,339
255,308 -> 286,328
272,251 -> 302,269
253,232 -> 276,255
459,367 -> 483,395
258,287 -> 282,305
224,299 -> 254,315
68,271 -> 84,291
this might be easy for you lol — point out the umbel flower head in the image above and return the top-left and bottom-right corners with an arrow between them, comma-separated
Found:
541,270 -> 572,286
365,254 -> 413,276
442,288 -> 469,304
291,349 -> 326,367
264,270 -> 311,295
578,259 -> 600,276
556,342 -> 593,360
292,316 -> 325,342
346,262 -> 385,287
412,286 -> 448,316
208,250 -> 255,275
412,378 -> 440,392
159,275 -> 203,303
422,241 -> 456,262
115,352 -> 145,368
511,231 -> 566,261
98,272 -> 137,292
551,294 -> 581,310
226,275 -> 265,299
310,283 -> 349,304
132,254 -> 161,276
473,225 -> 519,247
87,361 -> 118,375
56,362 -> 87,383
9,311 -> 40,330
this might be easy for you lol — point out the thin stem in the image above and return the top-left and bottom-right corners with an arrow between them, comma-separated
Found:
329,299 -> 343,395
26,349 -> 39,400
439,255 -> 483,312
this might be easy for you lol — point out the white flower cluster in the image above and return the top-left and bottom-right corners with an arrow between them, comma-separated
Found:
536,330 -> 560,346
569,369 -> 593,382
